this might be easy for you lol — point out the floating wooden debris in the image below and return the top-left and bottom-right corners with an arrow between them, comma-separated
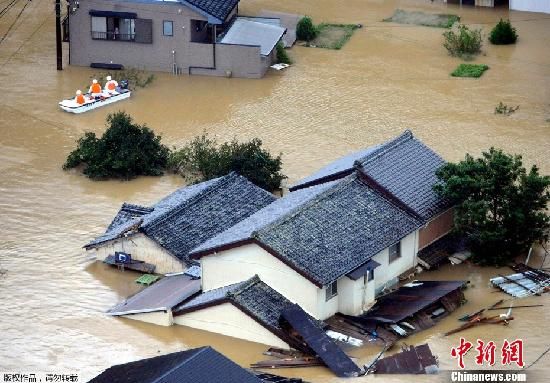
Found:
251,358 -> 323,369
254,371 -> 308,382
445,314 -> 513,336
325,314 -> 398,349
487,304 -> 543,311
325,330 -> 363,347
103,254 -> 155,274
280,304 -> 362,377
373,344 -> 438,374
135,274 -> 160,286
490,264 -> 550,298
270,63 -> 290,71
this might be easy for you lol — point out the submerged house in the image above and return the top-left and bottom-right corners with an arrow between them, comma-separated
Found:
66,0 -> 287,78
85,172 -> 275,274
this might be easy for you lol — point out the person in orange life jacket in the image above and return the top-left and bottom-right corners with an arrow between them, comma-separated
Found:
104,76 -> 119,93
89,79 -> 102,96
75,90 -> 86,105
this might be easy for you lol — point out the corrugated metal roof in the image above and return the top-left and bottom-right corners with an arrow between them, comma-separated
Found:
220,18 -> 286,56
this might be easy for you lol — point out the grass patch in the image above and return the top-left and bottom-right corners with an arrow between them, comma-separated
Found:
451,64 -> 489,78
308,23 -> 359,50
384,9 -> 460,28
89,67 -> 155,91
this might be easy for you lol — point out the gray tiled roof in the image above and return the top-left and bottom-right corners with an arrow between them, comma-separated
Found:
88,346 -> 263,383
185,0 -> 239,21
86,173 -> 276,266
255,174 -> 421,285
174,275 -> 294,336
106,203 -> 153,232
290,131 -> 450,221
192,180 -> 338,255
192,173 -> 421,286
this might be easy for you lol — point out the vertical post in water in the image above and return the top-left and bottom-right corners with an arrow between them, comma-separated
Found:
56,0 -> 62,70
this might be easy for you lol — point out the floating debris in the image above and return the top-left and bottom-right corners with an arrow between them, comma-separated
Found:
445,314 -> 513,336
372,344 -> 438,374
103,254 -> 156,274
490,264 -> 550,297
135,274 -> 160,286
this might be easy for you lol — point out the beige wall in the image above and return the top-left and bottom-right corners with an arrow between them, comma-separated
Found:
174,303 -> 289,348
89,233 -> 186,275
118,310 -> 173,326
372,231 -> 418,294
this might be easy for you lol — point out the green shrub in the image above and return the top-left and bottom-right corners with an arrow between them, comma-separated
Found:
297,16 -> 318,41
168,134 -> 286,192
443,24 -> 482,57
63,112 -> 169,180
495,102 -> 519,115
276,42 -> 292,64
489,19 -> 518,45
451,63 -> 489,78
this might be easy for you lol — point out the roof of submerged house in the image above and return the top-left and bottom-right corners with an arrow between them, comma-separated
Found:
184,0 -> 239,22
87,346 -> 263,383
85,173 -> 276,266
192,173 -> 422,286
174,275 -> 295,338
290,130 -> 450,221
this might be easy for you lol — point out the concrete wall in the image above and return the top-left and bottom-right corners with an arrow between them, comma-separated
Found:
119,310 -> 173,326
89,233 -> 186,275
510,0 -> 550,13
173,303 -> 290,348
371,231 -> 418,295
69,0 -> 272,77
418,209 -> 454,250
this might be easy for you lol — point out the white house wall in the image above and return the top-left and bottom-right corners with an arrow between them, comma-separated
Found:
510,0 -> 550,14
118,310 -> 173,326
372,231 -> 418,295
200,244 -> 321,317
89,233 -> 185,275
173,303 -> 290,348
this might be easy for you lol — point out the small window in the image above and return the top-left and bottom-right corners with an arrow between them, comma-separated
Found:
325,280 -> 338,301
163,20 -> 173,36
368,269 -> 374,282
389,242 -> 401,263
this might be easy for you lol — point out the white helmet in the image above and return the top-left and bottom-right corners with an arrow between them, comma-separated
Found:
92,79 -> 98,84
106,76 -> 112,81
76,90 -> 82,95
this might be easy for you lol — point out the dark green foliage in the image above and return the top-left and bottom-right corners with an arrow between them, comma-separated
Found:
443,24 -> 482,57
495,102 -> 519,115
451,63 -> 489,78
435,148 -> 550,265
168,134 -> 286,192
297,16 -> 318,41
63,112 -> 169,180
276,42 -> 292,64
489,19 -> 518,45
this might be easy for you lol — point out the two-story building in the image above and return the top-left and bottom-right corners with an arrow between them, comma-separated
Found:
66,0 -> 287,78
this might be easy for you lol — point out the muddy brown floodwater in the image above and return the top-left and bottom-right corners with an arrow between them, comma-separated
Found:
0,0 -> 549,381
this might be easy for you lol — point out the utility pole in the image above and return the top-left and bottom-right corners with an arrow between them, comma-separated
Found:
55,0 -> 62,70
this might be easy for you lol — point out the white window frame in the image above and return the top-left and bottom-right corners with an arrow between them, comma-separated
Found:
325,280 -> 338,301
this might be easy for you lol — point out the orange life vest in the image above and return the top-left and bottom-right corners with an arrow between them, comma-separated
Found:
91,83 -> 101,94
107,82 -> 116,91
76,94 -> 85,104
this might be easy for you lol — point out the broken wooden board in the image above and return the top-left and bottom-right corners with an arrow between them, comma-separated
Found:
254,371 -> 309,382
281,304 -> 362,377
374,344 -> 438,374
251,358 -> 323,369
104,255 -> 155,274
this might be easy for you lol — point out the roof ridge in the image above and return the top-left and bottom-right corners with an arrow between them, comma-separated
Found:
253,175 -> 357,239
227,275 -> 261,298
356,130 -> 414,167
142,172 -> 238,230
152,347 -> 209,383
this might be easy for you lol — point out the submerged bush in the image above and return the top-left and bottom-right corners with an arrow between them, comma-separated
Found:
489,19 -> 518,45
63,112 -> 169,179
276,42 -> 292,64
443,24 -> 482,57
451,63 -> 489,78
168,134 -> 286,192
90,68 -> 155,91
297,16 -> 318,41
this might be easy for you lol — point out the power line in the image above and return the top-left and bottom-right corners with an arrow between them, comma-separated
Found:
0,0 -> 31,45
0,0 -> 20,19
1,8 -> 49,66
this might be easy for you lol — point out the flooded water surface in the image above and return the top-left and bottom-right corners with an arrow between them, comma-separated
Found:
0,0 -> 549,381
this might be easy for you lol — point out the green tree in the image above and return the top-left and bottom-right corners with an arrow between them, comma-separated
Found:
435,148 -> 550,265
489,19 -> 518,45
296,16 -> 318,41
443,24 -> 482,57
168,134 -> 286,192
63,111 -> 169,180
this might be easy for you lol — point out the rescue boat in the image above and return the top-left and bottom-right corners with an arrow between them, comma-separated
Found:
59,87 -> 131,114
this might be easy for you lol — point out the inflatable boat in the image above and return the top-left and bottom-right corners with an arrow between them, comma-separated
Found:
59,89 -> 131,114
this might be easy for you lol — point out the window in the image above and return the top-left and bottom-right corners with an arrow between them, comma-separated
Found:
325,280 -> 338,301
163,20 -> 173,36
368,269 -> 374,282
389,242 -> 401,263
91,16 -> 136,41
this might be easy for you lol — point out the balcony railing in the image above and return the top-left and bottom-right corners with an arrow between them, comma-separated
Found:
91,31 -> 135,41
